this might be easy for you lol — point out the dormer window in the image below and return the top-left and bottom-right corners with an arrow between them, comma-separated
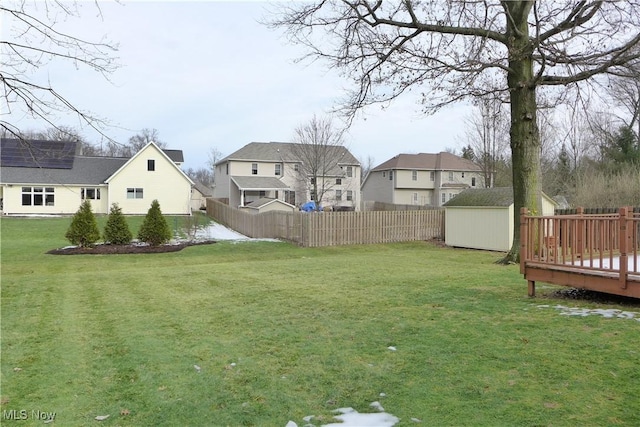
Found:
148,159 -> 155,171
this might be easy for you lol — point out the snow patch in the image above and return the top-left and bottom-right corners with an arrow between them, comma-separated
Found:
537,304 -> 640,321
321,407 -> 400,427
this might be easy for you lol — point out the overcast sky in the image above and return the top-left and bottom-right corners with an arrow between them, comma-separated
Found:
6,1 -> 471,171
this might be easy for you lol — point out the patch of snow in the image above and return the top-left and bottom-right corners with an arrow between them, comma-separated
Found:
285,421 -> 298,427
387,346 -> 396,351
321,407 -> 399,427
193,221 -> 281,242
537,304 -> 640,321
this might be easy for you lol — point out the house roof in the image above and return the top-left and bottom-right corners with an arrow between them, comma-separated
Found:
1,138 -> 77,169
193,181 -> 213,197
163,149 -> 184,163
230,176 -> 290,190
0,140 -> 191,186
0,156 -> 128,185
372,152 -> 481,172
218,142 -> 360,166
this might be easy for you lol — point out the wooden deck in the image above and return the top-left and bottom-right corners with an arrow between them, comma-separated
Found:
520,207 -> 640,298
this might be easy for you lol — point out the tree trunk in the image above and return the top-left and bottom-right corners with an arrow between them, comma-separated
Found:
501,1 -> 541,264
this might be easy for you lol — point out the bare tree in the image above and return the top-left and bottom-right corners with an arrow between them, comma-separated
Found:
462,97 -> 509,188
269,1 -> 640,261
606,66 -> 640,139
358,154 -> 375,183
289,115 -> 348,208
208,147 -> 223,181
1,1 -> 118,140
126,128 -> 166,155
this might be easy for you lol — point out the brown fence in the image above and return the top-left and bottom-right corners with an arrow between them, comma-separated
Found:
206,199 -> 444,247
363,201 -> 438,211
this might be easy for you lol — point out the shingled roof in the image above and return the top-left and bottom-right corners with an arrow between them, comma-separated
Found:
372,152 -> 480,172
443,187 -> 515,207
218,142 -> 359,165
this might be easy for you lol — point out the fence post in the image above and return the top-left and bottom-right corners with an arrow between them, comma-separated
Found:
619,207 -> 630,290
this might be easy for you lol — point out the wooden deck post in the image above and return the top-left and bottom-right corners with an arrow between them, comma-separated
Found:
576,207 -> 584,259
520,208 -> 536,297
619,207 -> 630,290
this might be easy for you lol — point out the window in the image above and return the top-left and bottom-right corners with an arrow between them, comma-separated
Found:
412,170 -> 417,181
275,164 -> 281,176
294,164 -> 300,172
346,166 -> 353,177
336,178 -> 342,185
127,188 -> 144,199
441,193 -> 446,203
471,177 -> 476,187
148,159 -> 155,171
449,171 -> 454,181
413,192 -> 418,204
461,172 -> 465,178
82,188 -> 101,200
226,163 -> 229,175
310,191 -> 317,201
310,177 -> 316,184
259,191 -> 266,197
336,190 -> 342,201
382,171 -> 386,177
346,190 -> 353,201
430,171 -> 435,181
449,193 -> 454,200
252,163 -> 258,175
22,187 -> 54,206
389,171 -> 393,180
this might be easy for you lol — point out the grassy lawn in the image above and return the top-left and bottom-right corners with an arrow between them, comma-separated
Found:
1,216 -> 639,426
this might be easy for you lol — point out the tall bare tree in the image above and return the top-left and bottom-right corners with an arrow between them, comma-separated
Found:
1,1 -> 118,140
269,1 -> 640,261
289,115 -> 348,208
462,97 -> 509,188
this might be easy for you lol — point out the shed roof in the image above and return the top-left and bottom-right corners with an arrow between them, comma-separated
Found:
443,187 -> 515,207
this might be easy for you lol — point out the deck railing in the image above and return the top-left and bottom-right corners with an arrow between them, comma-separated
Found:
520,207 -> 640,296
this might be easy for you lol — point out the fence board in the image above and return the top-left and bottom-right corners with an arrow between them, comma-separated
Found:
206,199 -> 444,247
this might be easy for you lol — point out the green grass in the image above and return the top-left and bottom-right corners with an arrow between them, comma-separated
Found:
1,216 -> 639,426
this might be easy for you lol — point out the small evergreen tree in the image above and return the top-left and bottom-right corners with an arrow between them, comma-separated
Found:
103,203 -> 132,245
65,200 -> 100,247
137,199 -> 172,246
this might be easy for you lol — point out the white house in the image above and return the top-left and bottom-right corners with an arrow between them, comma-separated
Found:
0,138 -> 194,215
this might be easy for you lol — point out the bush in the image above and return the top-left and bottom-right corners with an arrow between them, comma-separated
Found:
103,203 -> 132,245
65,200 -> 100,247
137,199 -> 172,246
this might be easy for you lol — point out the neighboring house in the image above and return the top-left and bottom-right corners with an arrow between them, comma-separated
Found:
213,142 -> 361,210
443,187 -> 557,252
0,138 -> 194,215
361,152 -> 485,207
191,181 -> 213,211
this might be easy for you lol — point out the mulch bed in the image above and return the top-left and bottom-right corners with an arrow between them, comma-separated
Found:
47,241 -> 216,255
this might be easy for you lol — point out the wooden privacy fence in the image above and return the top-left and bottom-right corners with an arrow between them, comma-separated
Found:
206,199 -> 444,247
520,206 -> 640,298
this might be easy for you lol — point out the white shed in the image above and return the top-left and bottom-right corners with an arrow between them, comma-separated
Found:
443,187 -> 557,252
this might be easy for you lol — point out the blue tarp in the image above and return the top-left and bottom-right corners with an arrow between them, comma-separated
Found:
301,201 -> 320,212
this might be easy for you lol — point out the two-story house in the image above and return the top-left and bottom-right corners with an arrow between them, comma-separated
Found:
213,142 -> 361,210
361,152 -> 485,207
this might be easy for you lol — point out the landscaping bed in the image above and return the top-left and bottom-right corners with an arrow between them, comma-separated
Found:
47,240 -> 215,255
